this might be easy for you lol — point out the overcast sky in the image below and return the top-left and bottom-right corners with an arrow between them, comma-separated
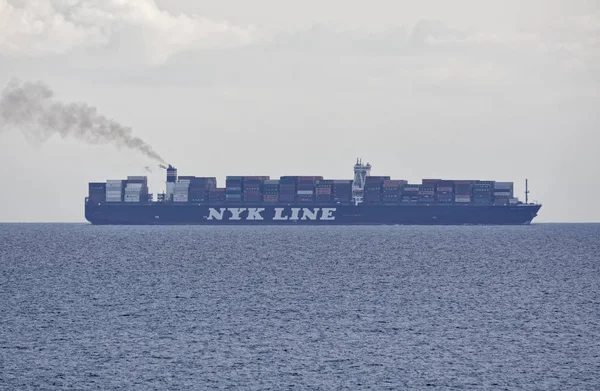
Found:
0,0 -> 598,222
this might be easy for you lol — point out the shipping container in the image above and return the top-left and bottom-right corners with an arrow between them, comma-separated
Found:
383,180 -> 407,186
263,195 -> 279,202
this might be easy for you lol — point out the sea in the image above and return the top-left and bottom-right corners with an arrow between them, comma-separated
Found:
1,223 -> 599,390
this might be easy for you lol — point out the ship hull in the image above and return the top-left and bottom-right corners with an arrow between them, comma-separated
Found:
85,201 -> 541,225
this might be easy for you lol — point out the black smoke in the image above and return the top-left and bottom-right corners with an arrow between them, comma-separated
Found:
0,79 -> 166,163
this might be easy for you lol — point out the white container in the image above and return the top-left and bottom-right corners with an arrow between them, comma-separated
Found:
107,180 -> 123,184
127,176 -> 147,181
297,190 -> 314,195
126,183 -> 143,189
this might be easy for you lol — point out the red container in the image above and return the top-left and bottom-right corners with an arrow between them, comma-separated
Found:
383,180 -> 404,186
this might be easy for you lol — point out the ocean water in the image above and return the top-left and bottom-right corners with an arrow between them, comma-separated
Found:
1,223 -> 599,390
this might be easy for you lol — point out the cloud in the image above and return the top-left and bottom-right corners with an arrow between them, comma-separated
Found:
0,0 -> 258,64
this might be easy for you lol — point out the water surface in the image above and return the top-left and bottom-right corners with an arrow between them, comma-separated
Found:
1,224 -> 599,390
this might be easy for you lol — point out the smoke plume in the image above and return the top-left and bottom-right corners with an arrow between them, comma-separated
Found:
0,79 -> 166,163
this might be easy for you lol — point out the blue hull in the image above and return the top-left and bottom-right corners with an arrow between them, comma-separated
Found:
85,201 -> 541,225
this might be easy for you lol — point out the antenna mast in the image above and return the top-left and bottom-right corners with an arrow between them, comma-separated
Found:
525,179 -> 530,204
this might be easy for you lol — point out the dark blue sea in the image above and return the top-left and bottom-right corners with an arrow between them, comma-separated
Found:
1,224 -> 599,390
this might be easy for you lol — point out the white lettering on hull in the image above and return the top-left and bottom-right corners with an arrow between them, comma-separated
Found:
207,207 -> 337,221
289,208 -> 301,220
246,208 -> 265,220
273,208 -> 288,220
228,208 -> 246,220
321,208 -> 336,220
301,208 -> 319,220
207,208 -> 226,220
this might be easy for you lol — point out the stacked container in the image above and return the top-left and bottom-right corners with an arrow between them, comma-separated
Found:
279,177 -> 297,202
209,188 -> 226,203
188,177 -> 216,202
382,180 -> 406,203
454,181 -> 475,203
332,180 -> 352,202
88,183 -> 106,203
226,176 -> 243,203
124,183 -> 143,203
473,181 -> 494,204
315,180 -> 333,203
262,180 -> 280,202
402,184 -> 419,203
418,184 -> 436,203
243,177 -> 267,203
106,180 -> 124,202
173,181 -> 190,202
493,182 -> 514,205
124,176 -> 148,203
296,176 -> 321,203
436,180 -> 454,203
364,176 -> 389,203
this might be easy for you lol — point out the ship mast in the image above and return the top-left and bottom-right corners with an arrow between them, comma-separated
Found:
352,158 -> 371,205
525,178 -> 529,204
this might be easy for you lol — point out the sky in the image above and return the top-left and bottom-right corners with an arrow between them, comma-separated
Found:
0,0 -> 598,222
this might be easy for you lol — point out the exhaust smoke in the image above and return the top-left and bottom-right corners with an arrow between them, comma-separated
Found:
0,79 -> 166,163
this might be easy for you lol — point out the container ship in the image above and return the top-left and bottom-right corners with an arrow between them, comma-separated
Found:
85,160 -> 542,225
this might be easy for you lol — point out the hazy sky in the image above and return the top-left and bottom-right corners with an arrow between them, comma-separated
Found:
0,0 -> 598,222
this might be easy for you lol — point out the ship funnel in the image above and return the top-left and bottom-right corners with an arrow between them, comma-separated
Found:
166,165 -> 177,201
